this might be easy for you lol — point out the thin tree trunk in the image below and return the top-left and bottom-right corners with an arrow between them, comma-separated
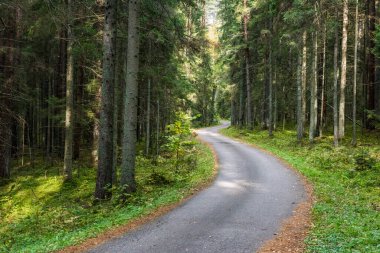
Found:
95,0 -> 117,199
146,41 -> 152,156
121,0 -> 140,194
352,0 -> 359,146
156,99 -> 160,158
297,50 -> 303,143
301,30 -> 307,138
63,0 -> 74,180
146,78 -> 151,155
319,23 -> 327,137
366,0 -> 376,129
309,30 -> 318,143
243,0 -> 253,130
268,34 -> 273,137
333,12 -> 340,147
339,0 -> 349,139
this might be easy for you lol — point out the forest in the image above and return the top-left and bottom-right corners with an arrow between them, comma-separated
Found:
0,0 -> 379,252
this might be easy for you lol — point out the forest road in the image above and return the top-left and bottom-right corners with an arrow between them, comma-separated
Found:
88,122 -> 306,253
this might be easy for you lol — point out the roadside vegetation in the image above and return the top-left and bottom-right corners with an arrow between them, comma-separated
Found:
221,127 -> 380,253
0,122 -> 215,253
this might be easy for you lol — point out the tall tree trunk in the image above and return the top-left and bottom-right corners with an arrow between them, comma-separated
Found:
309,30 -> 318,143
73,63 -> 84,160
352,0 -> 359,145
268,33 -> 273,137
146,41 -> 152,156
301,30 -> 308,137
319,23 -> 327,137
296,50 -> 303,143
146,78 -> 151,155
333,12 -> 340,147
112,37 -> 125,185
243,0 -> 253,130
366,0 -> 376,129
95,0 -> 117,200
339,0 -> 348,139
121,0 -> 140,194
63,0 -> 74,180
0,7 -> 18,179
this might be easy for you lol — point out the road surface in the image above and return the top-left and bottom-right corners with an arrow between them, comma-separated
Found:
88,122 -> 306,253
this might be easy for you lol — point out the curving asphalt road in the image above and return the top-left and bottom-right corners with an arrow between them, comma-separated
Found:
88,122 -> 306,253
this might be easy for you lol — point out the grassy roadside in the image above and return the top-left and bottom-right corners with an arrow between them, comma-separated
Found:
0,141 -> 215,253
221,127 -> 380,253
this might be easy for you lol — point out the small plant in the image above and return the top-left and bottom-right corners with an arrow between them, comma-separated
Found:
164,112 -> 197,171
353,148 -> 377,171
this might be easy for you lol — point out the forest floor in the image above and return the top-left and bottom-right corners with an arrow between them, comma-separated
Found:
0,141 -> 215,253
221,127 -> 380,253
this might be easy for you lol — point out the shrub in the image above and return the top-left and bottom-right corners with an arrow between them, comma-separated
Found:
354,149 -> 377,171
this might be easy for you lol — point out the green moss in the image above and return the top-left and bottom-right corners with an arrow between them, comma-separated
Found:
0,141 -> 215,253
221,127 -> 380,253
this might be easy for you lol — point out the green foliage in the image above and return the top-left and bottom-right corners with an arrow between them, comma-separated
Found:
164,113 -> 197,171
221,127 -> 380,253
0,141 -> 214,253
353,149 -> 378,172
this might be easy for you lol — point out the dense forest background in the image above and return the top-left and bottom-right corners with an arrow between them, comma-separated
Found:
0,0 -> 220,188
0,0 -> 379,252
1,0 -> 380,194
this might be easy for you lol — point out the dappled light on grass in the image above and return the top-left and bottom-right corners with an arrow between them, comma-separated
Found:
0,142 -> 215,253
221,127 -> 380,253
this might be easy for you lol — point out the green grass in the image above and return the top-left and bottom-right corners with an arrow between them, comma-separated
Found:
0,141 -> 215,253
221,127 -> 380,253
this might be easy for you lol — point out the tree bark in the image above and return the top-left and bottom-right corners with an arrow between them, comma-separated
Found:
309,30 -> 318,143
268,32 -> 273,137
243,0 -> 253,130
338,0 -> 349,139
352,0 -> 359,145
121,0 -> 140,194
0,8 -> 17,179
333,11 -> 340,147
63,0 -> 74,180
301,30 -> 307,138
95,0 -> 117,200
366,0 -> 376,129
296,50 -> 303,143
319,23 -> 327,137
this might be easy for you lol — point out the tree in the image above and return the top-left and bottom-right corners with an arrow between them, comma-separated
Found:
333,11 -> 340,147
352,0 -> 359,146
243,0 -> 253,130
0,4 -> 21,179
121,0 -> 140,194
63,0 -> 74,180
309,5 -> 318,143
338,0 -> 348,139
95,0 -> 117,200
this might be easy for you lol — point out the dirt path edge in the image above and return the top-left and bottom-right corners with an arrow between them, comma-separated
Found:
221,133 -> 315,253
56,137 -> 218,253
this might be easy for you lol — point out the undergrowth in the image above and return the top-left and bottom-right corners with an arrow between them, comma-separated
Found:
221,127 -> 380,253
0,141 -> 215,253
